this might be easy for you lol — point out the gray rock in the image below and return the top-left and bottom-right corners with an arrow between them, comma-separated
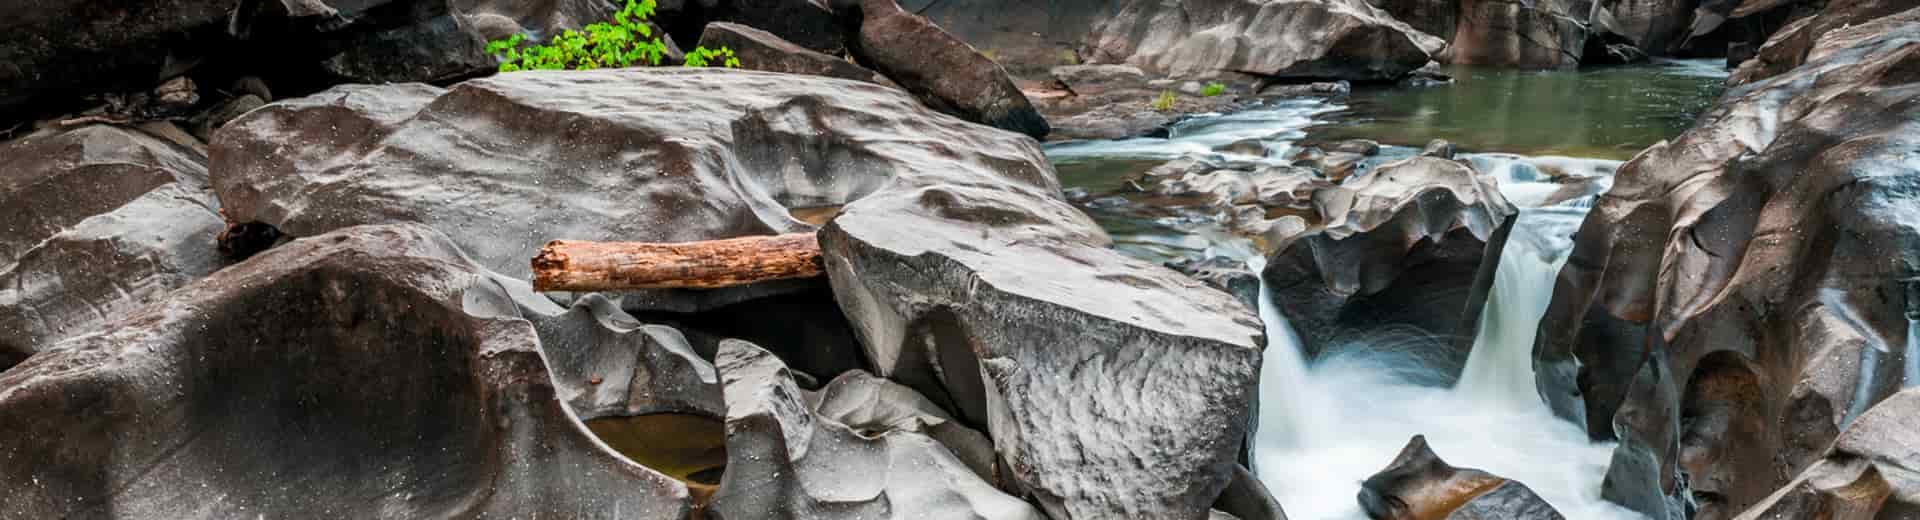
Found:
811,370 -> 999,482
709,339 -> 1042,520
844,0 -> 1051,138
819,85 -> 1265,518
1359,435 -> 1565,520
696,22 -> 887,84
0,125 -> 222,369
0,224 -> 697,518
1448,0 -> 1590,69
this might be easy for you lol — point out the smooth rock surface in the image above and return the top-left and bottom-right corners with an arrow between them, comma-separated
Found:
0,125 -> 223,369
0,224 -> 696,518
697,22 -> 888,84
1084,0 -> 1440,82
844,0 -> 1051,138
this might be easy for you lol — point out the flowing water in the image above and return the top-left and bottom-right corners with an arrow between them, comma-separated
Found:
1045,60 -> 1729,519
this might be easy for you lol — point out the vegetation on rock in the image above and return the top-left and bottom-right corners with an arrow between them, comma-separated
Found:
1153,89 -> 1177,112
1201,82 -> 1226,97
486,0 -> 737,71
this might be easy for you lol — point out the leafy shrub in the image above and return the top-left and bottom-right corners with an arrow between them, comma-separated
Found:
1058,49 -> 1080,65
486,0 -> 737,72
1152,90 -> 1177,112
1200,82 -> 1226,97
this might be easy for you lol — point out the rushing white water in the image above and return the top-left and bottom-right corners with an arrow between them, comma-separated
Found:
1044,99 -> 1340,163
1455,208 -> 1586,408
1252,205 -> 1643,519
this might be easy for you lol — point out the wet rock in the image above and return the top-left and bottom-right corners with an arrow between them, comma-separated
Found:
1421,139 -> 1457,159
212,69 -> 1017,285
1261,155 -> 1515,358
1531,10 -> 1920,518
193,94 -> 267,141
697,22 -> 887,84
1369,0 -> 1458,40
1359,435 -> 1564,519
898,0 -> 1113,78
1052,64 -> 1152,97
1218,138 -> 1272,157
0,125 -> 222,369
1167,256 -> 1262,311
708,339 -> 1042,520
529,293 -> 724,420
1216,464 -> 1291,520
1449,0 -> 1589,69
233,0 -> 621,85
818,80 -> 1265,516
1084,0 -> 1440,82
1728,0 -> 1917,85
843,0 -> 1050,138
682,0 -> 845,55
1732,457 -> 1897,520
1734,386 -> 1920,518
0,224 -> 696,518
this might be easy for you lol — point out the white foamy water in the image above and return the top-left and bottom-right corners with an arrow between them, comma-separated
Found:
1043,99 -> 1341,163
1252,207 -> 1644,520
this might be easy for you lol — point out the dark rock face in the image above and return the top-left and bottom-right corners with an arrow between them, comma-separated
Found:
697,22 -> 888,84
675,0 -> 845,55
0,0 -> 231,120
232,0 -> 623,84
1449,0 -> 1589,69
0,125 -> 224,369
1359,435 -> 1564,520
708,339 -> 1042,519
1531,8 -> 1920,519
0,224 -> 696,518
1369,0 -> 1459,40
1084,0 -> 1441,82
212,69 -> 1007,282
816,70 -> 1265,516
1735,387 -> 1920,518
1591,0 -> 1700,56
844,0 -> 1051,138
900,0 -> 1114,77
1262,155 -> 1515,358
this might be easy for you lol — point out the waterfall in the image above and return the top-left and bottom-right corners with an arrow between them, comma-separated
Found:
1249,255 -> 1322,450
1454,208 -> 1585,408
1907,280 -> 1920,388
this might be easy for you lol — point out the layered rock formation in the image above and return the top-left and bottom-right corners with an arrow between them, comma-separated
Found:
1530,5 -> 1920,519
0,125 -> 224,369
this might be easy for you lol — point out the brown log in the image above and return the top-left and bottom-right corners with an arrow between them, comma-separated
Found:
531,233 -> 823,292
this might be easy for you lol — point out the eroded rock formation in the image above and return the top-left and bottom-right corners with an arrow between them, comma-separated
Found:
1359,435 -> 1565,519
1083,0 -> 1442,82
1532,5 -> 1920,518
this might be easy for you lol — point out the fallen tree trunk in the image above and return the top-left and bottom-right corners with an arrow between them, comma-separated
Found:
532,233 -> 823,292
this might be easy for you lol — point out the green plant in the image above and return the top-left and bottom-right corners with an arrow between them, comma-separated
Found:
1152,89 -> 1177,112
979,49 -> 999,61
1200,82 -> 1226,97
486,0 -> 737,71
683,46 -> 740,68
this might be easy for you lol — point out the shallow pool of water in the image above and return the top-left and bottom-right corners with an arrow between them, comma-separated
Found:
1312,59 -> 1729,160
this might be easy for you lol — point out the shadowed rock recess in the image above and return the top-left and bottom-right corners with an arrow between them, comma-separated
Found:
1530,5 -> 1920,519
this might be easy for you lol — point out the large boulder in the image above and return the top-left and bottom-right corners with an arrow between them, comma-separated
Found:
211,68 -> 1005,292
658,0 -> 845,55
843,0 -> 1051,138
696,22 -> 888,84
0,125 -> 223,369
0,224 -> 697,518
708,340 -> 1042,519
816,64 -> 1266,517
1530,9 -> 1920,519
1358,435 -> 1565,520
1261,155 -> 1515,358
1084,0 -> 1441,82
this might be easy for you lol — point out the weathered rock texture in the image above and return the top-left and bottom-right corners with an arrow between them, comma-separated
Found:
709,340 -> 1041,519
1531,8 -> 1920,519
1448,0 -> 1589,68
816,64 -> 1266,517
0,224 -> 696,518
1734,387 -> 1920,518
1727,0 -> 1917,85
1084,0 -> 1442,81
1261,155 -> 1516,358
0,125 -> 223,369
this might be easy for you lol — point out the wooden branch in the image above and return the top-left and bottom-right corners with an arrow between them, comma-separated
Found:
532,233 -> 823,292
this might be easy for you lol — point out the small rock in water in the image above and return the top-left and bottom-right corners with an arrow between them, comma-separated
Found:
1358,435 -> 1564,520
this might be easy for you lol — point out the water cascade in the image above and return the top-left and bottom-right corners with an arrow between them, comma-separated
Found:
1907,280 -> 1920,388
1248,255 -> 1323,451
1454,207 -> 1586,408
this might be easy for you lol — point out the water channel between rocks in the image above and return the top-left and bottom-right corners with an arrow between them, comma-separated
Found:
1043,60 -> 1729,520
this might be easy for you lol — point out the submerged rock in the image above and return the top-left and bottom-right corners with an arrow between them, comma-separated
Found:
0,224 -> 696,518
817,72 -> 1265,517
843,0 -> 1050,138
1531,7 -> 1920,518
708,339 -> 1041,519
0,125 -> 223,369
1084,0 -> 1440,82
1359,435 -> 1564,519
